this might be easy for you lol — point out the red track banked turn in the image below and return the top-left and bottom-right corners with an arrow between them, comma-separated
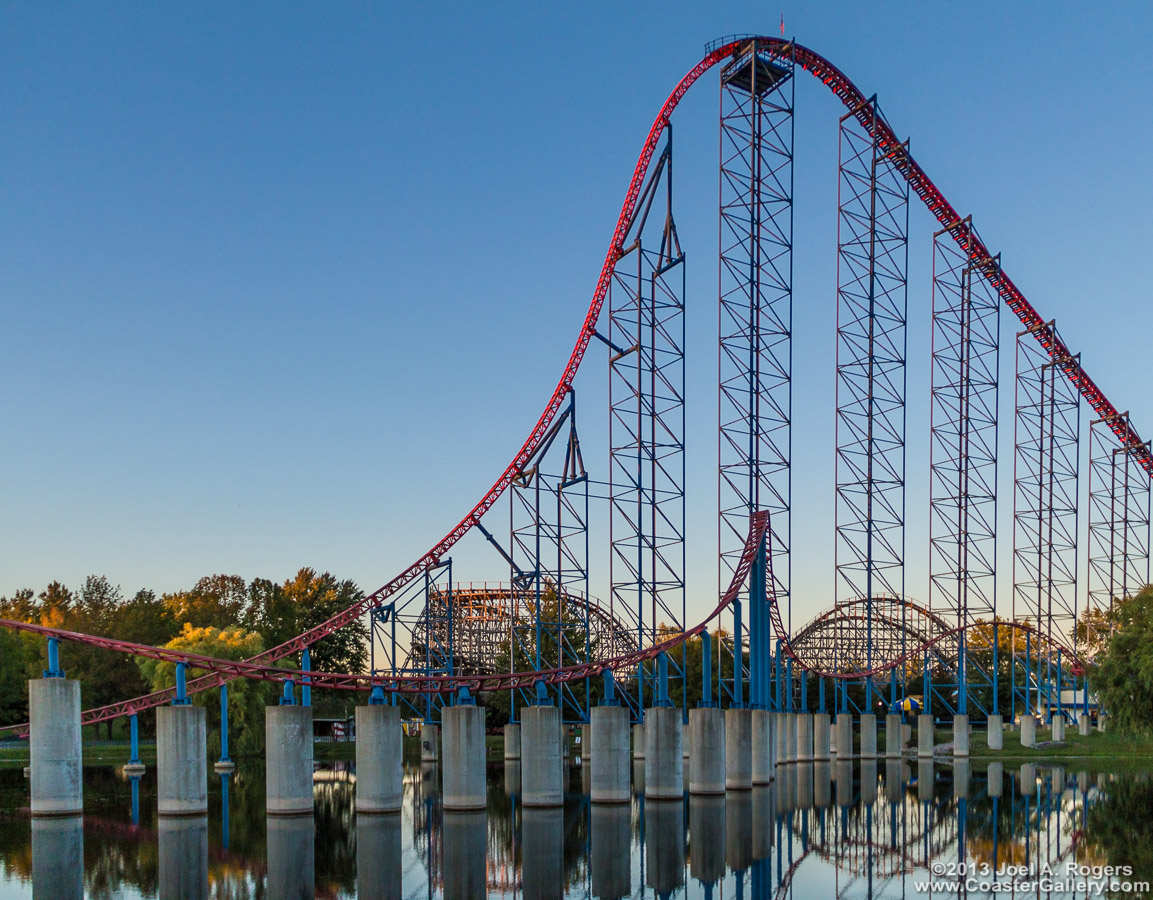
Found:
1,37 -> 1134,733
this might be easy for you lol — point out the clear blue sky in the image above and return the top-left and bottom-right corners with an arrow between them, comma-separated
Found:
2,3 -> 1151,634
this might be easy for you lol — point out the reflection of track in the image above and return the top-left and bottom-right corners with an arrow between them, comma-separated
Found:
0,35 -> 1129,732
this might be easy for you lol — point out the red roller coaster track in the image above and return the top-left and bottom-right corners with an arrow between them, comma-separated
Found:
0,36 -> 1132,735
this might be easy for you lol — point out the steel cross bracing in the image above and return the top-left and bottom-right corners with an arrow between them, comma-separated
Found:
834,96 -> 910,703
929,218 -> 1000,714
6,37 -> 1149,733
717,41 -> 793,711
1087,414 -> 1151,652
607,130 -> 686,720
1012,325 -> 1080,716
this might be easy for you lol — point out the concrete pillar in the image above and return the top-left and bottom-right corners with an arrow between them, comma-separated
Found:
522,807 -> 563,900
589,705 -> 630,804
775,711 -> 789,764
835,712 -> 853,758
918,715 -> 934,758
644,706 -> 683,800
28,678 -> 83,816
953,715 -> 970,758
1052,715 -> 1066,741
796,713 -> 814,762
859,714 -> 877,759
902,723 -> 913,747
987,761 -> 1003,798
442,811 -> 486,900
158,815 -> 208,900
885,714 -> 903,759
590,804 -> 631,898
355,705 -> 401,814
829,713 -> 838,755
632,759 -> 645,796
31,816 -> 83,900
785,712 -> 798,762
503,723 -> 521,760
157,705 -> 207,816
813,713 -> 831,761
267,812 -> 315,900
688,707 -> 725,795
751,709 -> 772,784
987,714 -> 1004,750
357,812 -> 401,900
724,708 -> 752,790
632,723 -> 645,759
521,705 -> 563,808
689,796 -> 725,886
1020,714 -> 1037,748
266,705 -> 313,816
1079,713 -> 1091,736
581,725 -> 591,763
442,705 -> 486,811
420,723 -> 439,762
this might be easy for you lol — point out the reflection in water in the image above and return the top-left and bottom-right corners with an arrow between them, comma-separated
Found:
690,795 -> 724,888
590,802 -> 630,900
522,807 -> 564,900
357,812 -> 401,900
266,814 -> 314,900
443,810 -> 486,900
158,815 -> 207,900
31,816 -> 83,900
725,788 -> 752,872
646,799 -> 684,896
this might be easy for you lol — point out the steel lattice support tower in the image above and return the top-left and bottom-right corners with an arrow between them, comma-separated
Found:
834,97 -> 909,700
1012,324 -> 1080,715
717,41 -> 793,710
1087,413 -> 1151,651
608,131 -> 686,718
929,218 -> 1000,712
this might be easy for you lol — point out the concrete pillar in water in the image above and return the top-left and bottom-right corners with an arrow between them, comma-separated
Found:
725,788 -> 752,872
814,760 -> 832,807
589,705 -> 629,804
442,705 -> 486,811
157,705 -> 207,816
420,722 -> 439,762
859,714 -> 877,759
355,704 -> 401,814
954,759 -> 971,799
1020,714 -> 1037,748
522,807 -> 563,900
522,705 -> 563,808
590,803 -> 631,899
444,811 -> 487,900
581,724 -> 592,763
813,713 -> 831,761
829,713 -> 838,755
1078,713 -> 1091,736
267,813 -> 315,900
953,715 -> 970,758
503,723 -> 521,760
266,705 -> 314,815
688,707 -> 725,795
158,816 -> 208,900
987,714 -> 1004,751
860,760 -> 878,805
751,709 -> 772,784
689,795 -> 725,887
796,761 -> 814,809
835,712 -> 853,759
785,711 -> 797,763
885,714 -> 903,759
918,760 -> 934,801
885,760 -> 904,804
632,723 -> 645,759
31,816 -> 83,900
644,706 -> 683,800
1019,762 -> 1037,796
987,761 -> 1003,798
28,678 -> 83,817
646,799 -> 685,896
918,714 -> 934,758
357,812 -> 401,900
504,760 -> 521,796
632,759 -> 645,796
1052,715 -> 1066,741
796,713 -> 814,762
775,711 -> 790,765
835,760 -> 853,806
724,708 -> 752,790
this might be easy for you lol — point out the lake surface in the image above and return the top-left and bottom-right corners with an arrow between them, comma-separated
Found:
0,755 -> 1149,899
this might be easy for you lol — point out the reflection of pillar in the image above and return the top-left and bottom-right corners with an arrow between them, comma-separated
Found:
1020,763 -> 1037,796
31,816 -> 83,900
504,760 -> 521,796
725,789 -> 752,872
814,760 -> 831,807
835,760 -> 853,807
987,761 -> 1003,798
646,800 -> 684,895
420,723 -> 439,761
861,760 -> 878,805
591,803 -> 631,899
504,723 -> 521,760
266,814 -> 315,900
632,759 -> 645,797
884,760 -> 903,804
689,796 -> 725,886
522,807 -> 564,900
356,812 -> 401,900
751,785 -> 772,860
795,761 -> 814,810
443,811 -> 487,900
954,760 -> 971,798
158,816 -> 208,900
917,760 -> 934,802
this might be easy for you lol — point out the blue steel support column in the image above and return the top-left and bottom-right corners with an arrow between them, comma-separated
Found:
733,598 -> 744,707
174,662 -> 190,705
993,622 -> 1000,716
749,541 -> 762,709
301,648 -> 311,708
818,676 -> 825,713
129,713 -> 141,766
220,685 -> 230,764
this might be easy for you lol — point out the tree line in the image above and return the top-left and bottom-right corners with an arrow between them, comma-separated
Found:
0,568 -> 368,753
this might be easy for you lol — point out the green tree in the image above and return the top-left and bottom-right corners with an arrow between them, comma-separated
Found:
1092,585 -> 1153,736
163,574 -> 248,630
137,623 -> 268,755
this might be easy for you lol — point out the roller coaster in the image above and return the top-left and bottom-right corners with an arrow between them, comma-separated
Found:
3,34 -> 1149,733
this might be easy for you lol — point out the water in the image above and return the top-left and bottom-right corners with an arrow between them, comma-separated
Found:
0,756 -> 1149,898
